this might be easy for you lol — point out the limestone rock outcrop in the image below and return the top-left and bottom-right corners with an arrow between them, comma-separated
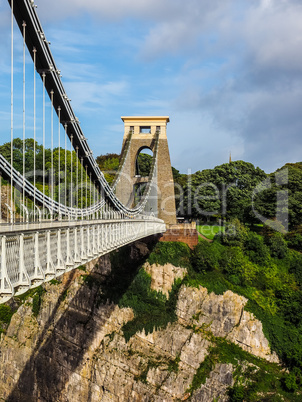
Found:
176,286 -> 279,363
144,262 -> 187,297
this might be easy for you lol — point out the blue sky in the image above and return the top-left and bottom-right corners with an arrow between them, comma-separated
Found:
1,0 -> 302,174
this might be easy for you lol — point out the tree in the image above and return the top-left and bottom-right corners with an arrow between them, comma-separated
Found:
264,232 -> 288,259
0,138 -> 47,178
244,231 -> 270,266
213,161 -> 267,223
191,169 -> 221,220
136,153 -> 152,177
254,162 -> 302,231
191,240 -> 223,272
176,160 -> 267,223
218,218 -> 249,247
96,153 -> 120,184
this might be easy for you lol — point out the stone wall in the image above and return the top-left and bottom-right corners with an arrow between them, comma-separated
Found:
160,223 -> 199,248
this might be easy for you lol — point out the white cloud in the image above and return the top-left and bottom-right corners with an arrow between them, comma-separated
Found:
244,0 -> 302,73
36,0 -> 181,22
64,80 -> 129,113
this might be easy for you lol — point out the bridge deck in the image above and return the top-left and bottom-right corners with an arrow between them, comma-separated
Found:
0,217 -> 152,235
0,218 -> 166,303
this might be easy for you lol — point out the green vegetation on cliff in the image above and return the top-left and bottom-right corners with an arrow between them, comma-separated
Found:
107,233 -> 302,398
189,337 -> 300,400
0,285 -> 46,333
119,268 -> 181,341
107,235 -> 302,372
186,220 -> 302,397
0,304 -> 14,333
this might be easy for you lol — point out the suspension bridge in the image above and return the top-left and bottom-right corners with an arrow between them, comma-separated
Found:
0,0 -> 177,303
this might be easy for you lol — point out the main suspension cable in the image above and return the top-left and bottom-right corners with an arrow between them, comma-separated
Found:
10,0 -> 14,224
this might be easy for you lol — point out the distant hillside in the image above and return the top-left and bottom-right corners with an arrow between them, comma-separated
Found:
172,160 -> 302,231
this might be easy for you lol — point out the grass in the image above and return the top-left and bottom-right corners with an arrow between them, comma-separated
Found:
197,225 -> 225,240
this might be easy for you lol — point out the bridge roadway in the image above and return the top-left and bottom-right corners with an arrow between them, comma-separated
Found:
0,216 -> 166,303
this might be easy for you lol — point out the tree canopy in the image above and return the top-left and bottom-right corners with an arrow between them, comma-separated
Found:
174,160 -> 267,224
96,153 -> 120,184
254,162 -> 302,230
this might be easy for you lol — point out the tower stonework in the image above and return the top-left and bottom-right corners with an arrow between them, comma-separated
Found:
115,116 -> 176,225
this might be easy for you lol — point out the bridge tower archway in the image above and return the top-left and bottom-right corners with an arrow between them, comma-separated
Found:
135,146 -> 153,177
115,116 -> 176,224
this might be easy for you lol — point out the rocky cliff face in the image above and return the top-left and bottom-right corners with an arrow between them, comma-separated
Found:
0,241 -> 278,401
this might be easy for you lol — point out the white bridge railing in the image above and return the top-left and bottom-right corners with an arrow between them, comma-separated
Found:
0,217 -> 165,303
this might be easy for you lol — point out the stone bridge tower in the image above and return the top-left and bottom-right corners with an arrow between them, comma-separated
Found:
115,116 -> 176,225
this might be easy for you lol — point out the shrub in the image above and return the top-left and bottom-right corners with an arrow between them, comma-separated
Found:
263,219 -> 287,234
286,226 -> 302,252
283,372 -> 298,392
265,232 -> 288,259
218,218 -> 248,247
99,244 -> 150,305
184,270 -> 230,295
245,299 -> 302,371
287,233 -> 302,252
0,304 -> 14,324
219,247 -> 257,286
147,241 -> 191,268
32,286 -> 45,317
289,251 -> 302,286
228,385 -> 245,401
244,231 -> 270,266
119,268 -> 182,341
190,240 -> 223,272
